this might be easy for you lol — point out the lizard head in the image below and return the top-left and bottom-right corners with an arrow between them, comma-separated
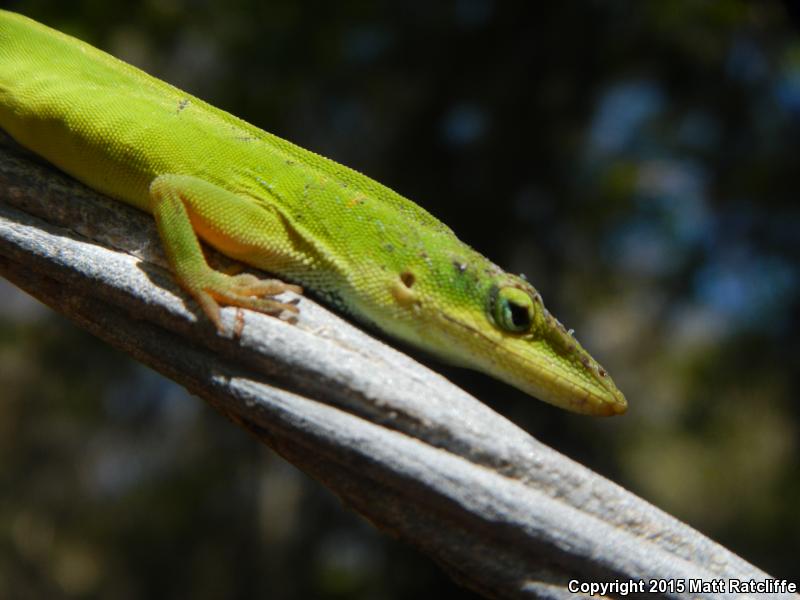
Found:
388,255 -> 628,416
477,276 -> 627,415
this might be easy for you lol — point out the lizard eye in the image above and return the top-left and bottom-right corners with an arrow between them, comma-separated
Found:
491,287 -> 534,333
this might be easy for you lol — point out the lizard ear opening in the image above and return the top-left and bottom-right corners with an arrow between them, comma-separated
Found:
490,287 -> 534,333
391,270 -> 420,307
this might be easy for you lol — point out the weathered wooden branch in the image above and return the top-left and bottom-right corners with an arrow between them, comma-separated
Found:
1,138 -> 794,600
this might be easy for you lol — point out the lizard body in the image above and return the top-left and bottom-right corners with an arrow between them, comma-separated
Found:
0,10 -> 626,415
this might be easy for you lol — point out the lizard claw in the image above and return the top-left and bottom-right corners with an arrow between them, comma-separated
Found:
184,271 -> 303,333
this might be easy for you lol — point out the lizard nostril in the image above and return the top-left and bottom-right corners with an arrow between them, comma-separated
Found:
400,271 -> 415,288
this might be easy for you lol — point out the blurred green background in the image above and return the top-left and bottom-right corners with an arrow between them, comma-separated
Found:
1,0 -> 799,597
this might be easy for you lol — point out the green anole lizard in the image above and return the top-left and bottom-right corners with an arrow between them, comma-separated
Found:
0,10 -> 626,415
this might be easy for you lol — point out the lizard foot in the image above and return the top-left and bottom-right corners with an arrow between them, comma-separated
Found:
188,272 -> 303,333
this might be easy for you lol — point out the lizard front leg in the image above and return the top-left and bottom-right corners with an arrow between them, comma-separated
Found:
149,174 -> 302,332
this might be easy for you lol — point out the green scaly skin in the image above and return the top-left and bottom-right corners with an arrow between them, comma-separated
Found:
0,10 -> 626,415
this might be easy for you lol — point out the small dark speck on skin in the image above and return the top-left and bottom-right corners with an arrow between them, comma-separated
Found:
580,355 -> 591,368
419,250 -> 428,259
384,243 -> 395,252
598,367 -> 607,377
177,98 -> 189,113
453,260 -> 467,274
285,159 -> 295,166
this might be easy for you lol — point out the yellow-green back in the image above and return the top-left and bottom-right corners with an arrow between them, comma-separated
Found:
0,10 -> 627,415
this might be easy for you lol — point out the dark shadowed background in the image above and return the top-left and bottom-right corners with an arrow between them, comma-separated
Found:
1,1 -> 798,597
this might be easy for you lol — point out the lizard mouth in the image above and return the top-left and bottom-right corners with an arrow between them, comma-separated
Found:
439,311 -> 627,415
